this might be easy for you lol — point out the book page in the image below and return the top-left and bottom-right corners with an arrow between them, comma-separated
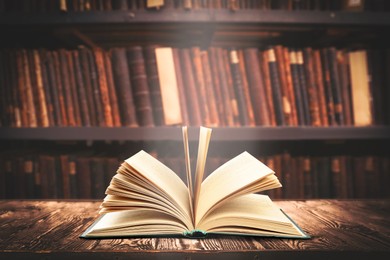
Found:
197,194 -> 307,238
182,126 -> 194,222
124,150 -> 193,230
193,126 -> 212,219
195,151 -> 275,225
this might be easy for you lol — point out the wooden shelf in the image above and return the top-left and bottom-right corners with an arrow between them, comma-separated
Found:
1,10 -> 390,26
0,126 -> 389,141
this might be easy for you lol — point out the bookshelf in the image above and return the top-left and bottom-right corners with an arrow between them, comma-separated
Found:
0,1 -> 389,200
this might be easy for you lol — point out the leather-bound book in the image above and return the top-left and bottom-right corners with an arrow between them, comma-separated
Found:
336,50 -> 353,126
127,46 -> 154,127
52,51 -> 69,126
200,49 -> 220,126
296,49 -> 311,125
143,45 -> 165,126
289,49 -> 305,125
110,48 -> 138,127
243,48 -> 271,126
327,47 -> 344,125
312,49 -> 329,126
230,49 -> 250,126
79,47 -> 98,126
260,49 -> 277,126
103,50 -> 121,127
282,46 -> 298,126
179,47 -> 202,126
72,50 -> 91,126
21,49 -> 38,127
302,47 -> 321,126
65,50 -> 82,126
320,48 -> 336,126
191,47 -> 211,126
59,49 -> 76,126
94,48 -> 114,127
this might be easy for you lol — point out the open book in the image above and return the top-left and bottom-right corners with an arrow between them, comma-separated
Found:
81,126 -> 309,239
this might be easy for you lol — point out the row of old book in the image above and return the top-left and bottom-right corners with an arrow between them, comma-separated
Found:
1,0 -> 389,13
1,45 -> 388,127
1,150 -> 389,199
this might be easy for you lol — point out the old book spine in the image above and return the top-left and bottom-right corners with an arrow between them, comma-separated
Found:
327,47 -> 344,125
87,48 -> 106,126
229,49 -> 250,126
23,156 -> 35,198
40,50 -> 60,126
215,48 -> 235,126
237,49 -> 256,126
94,48 -> 114,127
301,157 -> 314,199
60,155 -> 71,199
72,50 -> 91,126
0,50 -> 13,127
36,50 -> 53,126
312,49 -> 329,126
65,50 -> 82,126
243,48 -> 271,126
274,45 -> 293,126
320,48 -> 336,126
172,47 -> 190,125
200,49 -> 220,126
103,50 -> 121,127
22,49 -> 38,127
259,50 -> 277,126
76,157 -> 92,199
336,50 -> 353,126
302,47 -> 321,126
296,49 -> 311,126
127,46 -> 155,127
52,51 -> 69,126
289,50 -> 305,126
222,48 -> 240,126
179,47 -> 202,126
265,47 -> 285,126
282,46 -> 298,126
59,49 -> 76,126
143,45 -> 165,126
79,48 -> 97,126
90,157 -> 106,199
154,47 -> 183,126
191,46 -> 211,126
208,47 -> 226,126
31,50 -> 49,127
16,51 -> 29,127
68,154 -> 78,199
348,50 -> 373,126
367,49 -> 385,125
110,48 -> 138,127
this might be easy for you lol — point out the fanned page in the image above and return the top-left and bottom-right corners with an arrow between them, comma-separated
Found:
195,151 -> 280,225
182,126 -> 194,221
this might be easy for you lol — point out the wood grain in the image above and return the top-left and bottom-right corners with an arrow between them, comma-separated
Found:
0,200 -> 389,259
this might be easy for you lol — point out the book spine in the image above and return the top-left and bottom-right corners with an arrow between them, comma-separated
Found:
302,47 -> 321,126
327,47 -> 344,125
208,47 -> 226,126
229,49 -> 250,126
296,49 -> 311,126
266,47 -> 285,126
59,49 -> 77,126
127,46 -> 155,127
191,46 -> 211,126
87,48 -> 106,126
200,49 -> 220,126
312,49 -> 329,126
53,51 -> 70,126
143,45 -> 165,126
79,47 -> 98,126
22,49 -> 38,127
237,49 -> 256,126
282,46 -> 298,126
320,48 -> 336,126
179,47 -> 202,126
289,50 -> 305,125
172,47 -> 190,125
72,50 -> 91,126
31,50 -> 50,127
94,48 -> 114,127
65,50 -> 82,126
243,48 -> 271,126
336,50 -> 353,126
103,50 -> 122,127
110,48 -> 138,127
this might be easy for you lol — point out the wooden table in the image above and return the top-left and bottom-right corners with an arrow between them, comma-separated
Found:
0,199 -> 389,259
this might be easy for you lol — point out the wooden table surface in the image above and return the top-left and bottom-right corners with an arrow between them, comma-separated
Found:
0,199 -> 389,259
